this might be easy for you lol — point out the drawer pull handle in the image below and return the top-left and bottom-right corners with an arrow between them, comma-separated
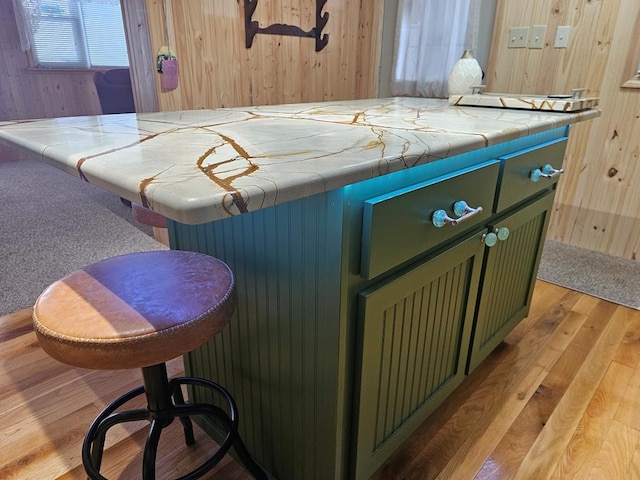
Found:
432,201 -> 483,228
482,227 -> 510,247
530,164 -> 565,182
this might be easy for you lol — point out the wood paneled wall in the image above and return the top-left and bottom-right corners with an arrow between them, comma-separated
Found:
0,0 -> 102,162
487,0 -> 640,260
143,0 -> 384,111
0,0 -> 102,120
1,0 -> 383,156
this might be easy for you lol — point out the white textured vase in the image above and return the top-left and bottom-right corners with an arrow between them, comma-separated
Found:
448,50 -> 483,95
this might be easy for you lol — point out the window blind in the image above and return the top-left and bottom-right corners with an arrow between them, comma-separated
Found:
20,0 -> 129,69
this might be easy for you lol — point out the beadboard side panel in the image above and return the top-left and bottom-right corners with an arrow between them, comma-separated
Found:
169,190 -> 349,480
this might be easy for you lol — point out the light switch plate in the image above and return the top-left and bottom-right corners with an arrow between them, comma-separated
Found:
529,25 -> 547,48
554,25 -> 571,48
508,27 -> 529,48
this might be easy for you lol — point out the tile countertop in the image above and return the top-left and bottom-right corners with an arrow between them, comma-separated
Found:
0,97 -> 599,225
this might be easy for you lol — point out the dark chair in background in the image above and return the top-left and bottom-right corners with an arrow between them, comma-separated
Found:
93,69 -> 135,114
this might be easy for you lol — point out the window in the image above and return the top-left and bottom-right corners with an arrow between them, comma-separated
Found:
15,0 -> 128,69
391,0 -> 475,98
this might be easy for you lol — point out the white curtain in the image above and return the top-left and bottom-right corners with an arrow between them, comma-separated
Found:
391,0 -> 481,98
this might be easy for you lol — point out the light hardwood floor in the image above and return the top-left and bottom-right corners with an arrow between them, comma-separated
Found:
1,280 -> 639,479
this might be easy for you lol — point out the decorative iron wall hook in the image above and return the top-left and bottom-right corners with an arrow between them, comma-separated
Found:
244,0 -> 329,52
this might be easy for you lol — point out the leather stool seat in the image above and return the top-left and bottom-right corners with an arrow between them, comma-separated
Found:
33,250 -> 268,480
33,250 -> 232,370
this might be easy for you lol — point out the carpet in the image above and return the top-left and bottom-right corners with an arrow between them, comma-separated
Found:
537,239 -> 640,310
0,160 -> 167,317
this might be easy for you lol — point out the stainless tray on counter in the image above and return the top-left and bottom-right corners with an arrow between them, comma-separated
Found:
449,87 -> 599,112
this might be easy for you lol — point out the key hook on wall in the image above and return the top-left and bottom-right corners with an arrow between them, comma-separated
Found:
244,0 -> 329,52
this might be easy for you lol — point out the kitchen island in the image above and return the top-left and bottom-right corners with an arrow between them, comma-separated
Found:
0,98 -> 599,479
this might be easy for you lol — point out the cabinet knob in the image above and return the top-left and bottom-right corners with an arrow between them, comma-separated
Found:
483,232 -> 498,247
432,201 -> 483,228
496,226 -> 510,241
483,227 -> 509,247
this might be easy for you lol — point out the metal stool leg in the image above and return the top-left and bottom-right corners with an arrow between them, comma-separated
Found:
82,365 -> 270,480
142,419 -> 163,480
173,376 -> 269,480
171,380 -> 195,446
83,386 -> 147,480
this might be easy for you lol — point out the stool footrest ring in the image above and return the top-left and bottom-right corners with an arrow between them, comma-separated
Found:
81,366 -> 268,480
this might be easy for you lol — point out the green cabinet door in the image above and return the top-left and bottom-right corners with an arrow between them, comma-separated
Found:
467,191 -> 555,373
352,230 -> 487,480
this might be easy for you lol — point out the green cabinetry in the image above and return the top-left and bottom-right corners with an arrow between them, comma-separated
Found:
350,136 -> 568,478
353,231 -> 486,480
170,128 -> 571,480
468,191 -> 555,372
467,137 -> 568,372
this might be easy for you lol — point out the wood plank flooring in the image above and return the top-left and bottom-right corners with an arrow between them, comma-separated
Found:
1,280 -> 639,479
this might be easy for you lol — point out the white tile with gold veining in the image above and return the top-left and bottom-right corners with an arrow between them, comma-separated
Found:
0,97 -> 600,224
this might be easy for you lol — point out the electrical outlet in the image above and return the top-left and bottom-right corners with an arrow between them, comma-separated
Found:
508,27 -> 529,48
529,25 -> 547,49
554,26 -> 571,48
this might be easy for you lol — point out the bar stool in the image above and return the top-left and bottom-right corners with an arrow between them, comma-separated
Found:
32,250 -> 268,480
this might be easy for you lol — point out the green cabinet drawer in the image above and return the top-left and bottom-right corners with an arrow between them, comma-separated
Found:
495,137 -> 567,212
352,230 -> 486,480
361,161 -> 499,280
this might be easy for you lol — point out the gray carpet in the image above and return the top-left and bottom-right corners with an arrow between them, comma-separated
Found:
537,239 -> 640,310
0,160 -> 167,316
